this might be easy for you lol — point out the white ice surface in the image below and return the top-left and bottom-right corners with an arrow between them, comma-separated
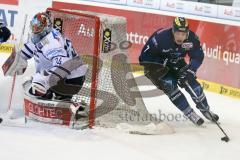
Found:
0,53 -> 239,160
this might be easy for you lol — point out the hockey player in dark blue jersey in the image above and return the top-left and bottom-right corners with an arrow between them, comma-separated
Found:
0,22 -> 11,43
139,17 -> 219,126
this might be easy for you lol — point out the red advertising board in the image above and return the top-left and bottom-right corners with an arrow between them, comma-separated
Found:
24,98 -> 72,126
52,1 -> 240,88
0,0 -> 18,5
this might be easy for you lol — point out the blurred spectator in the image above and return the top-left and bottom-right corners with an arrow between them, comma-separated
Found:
232,0 -> 240,7
182,0 -> 217,4
182,0 -> 239,6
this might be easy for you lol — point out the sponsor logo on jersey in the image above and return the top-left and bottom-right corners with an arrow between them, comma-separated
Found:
36,42 -> 44,50
52,30 -> 60,41
151,36 -> 158,47
53,18 -> 63,33
37,37 -> 49,50
102,28 -> 111,53
46,48 -> 63,58
182,42 -> 193,50
162,48 -> 173,53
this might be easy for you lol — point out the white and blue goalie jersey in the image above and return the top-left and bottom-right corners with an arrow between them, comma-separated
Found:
21,29 -> 88,87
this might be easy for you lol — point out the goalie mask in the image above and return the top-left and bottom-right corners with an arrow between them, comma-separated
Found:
30,12 -> 52,44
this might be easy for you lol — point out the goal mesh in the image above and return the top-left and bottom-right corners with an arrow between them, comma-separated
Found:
47,8 -> 165,129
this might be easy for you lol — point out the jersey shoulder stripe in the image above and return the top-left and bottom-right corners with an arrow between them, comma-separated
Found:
21,50 -> 32,59
24,43 -> 34,55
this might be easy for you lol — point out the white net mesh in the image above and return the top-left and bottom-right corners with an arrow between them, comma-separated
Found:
47,9 -> 172,133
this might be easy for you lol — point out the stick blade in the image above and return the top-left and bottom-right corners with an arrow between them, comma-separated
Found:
221,136 -> 230,142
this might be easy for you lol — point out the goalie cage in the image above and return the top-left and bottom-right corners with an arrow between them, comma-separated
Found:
23,8 -> 173,135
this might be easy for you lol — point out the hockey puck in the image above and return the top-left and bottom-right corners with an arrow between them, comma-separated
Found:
221,136 -> 230,142
0,117 -> 2,123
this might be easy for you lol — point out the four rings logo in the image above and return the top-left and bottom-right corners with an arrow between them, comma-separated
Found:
102,28 -> 112,53
53,18 -> 63,33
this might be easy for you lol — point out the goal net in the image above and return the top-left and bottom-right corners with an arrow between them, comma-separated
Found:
46,8 -> 173,134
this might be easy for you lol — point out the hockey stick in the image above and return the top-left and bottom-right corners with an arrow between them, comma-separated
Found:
7,72 -> 17,111
185,81 -> 230,142
6,14 -> 28,113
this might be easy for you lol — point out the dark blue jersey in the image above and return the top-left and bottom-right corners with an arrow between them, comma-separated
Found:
0,23 -> 11,43
139,28 -> 204,72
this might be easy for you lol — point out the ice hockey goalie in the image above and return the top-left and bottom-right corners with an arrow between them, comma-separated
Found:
2,12 -> 88,125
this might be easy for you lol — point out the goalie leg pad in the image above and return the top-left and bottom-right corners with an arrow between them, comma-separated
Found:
23,93 -> 73,125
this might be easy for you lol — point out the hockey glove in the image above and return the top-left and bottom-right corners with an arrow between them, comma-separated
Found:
2,48 -> 28,76
162,52 -> 185,68
178,66 -> 196,88
31,82 -> 47,96
31,73 -> 50,97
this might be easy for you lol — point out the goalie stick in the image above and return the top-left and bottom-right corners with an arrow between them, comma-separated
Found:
0,15 -> 28,124
7,14 -> 28,111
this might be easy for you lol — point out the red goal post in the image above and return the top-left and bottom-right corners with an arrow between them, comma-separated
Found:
44,8 -> 173,135
47,8 -> 100,128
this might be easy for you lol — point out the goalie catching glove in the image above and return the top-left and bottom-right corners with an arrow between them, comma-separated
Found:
2,47 -> 28,76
